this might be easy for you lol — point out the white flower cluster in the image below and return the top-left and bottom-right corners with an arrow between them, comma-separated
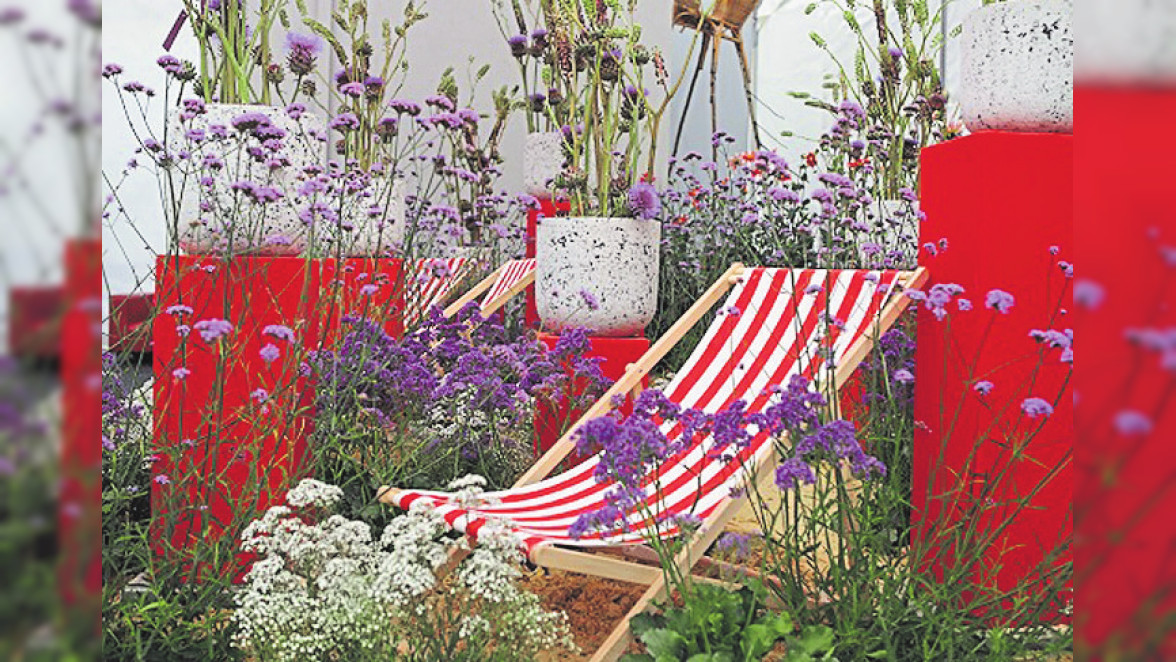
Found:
233,477 -> 575,661
233,478 -> 448,660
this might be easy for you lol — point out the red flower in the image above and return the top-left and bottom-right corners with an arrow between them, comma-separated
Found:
849,157 -> 870,169
804,152 -> 817,167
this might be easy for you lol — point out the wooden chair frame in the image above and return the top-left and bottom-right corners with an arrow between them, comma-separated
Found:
382,262 -> 927,661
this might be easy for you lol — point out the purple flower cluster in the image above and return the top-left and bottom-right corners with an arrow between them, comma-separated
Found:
309,306 -> 609,485
569,374 -> 885,540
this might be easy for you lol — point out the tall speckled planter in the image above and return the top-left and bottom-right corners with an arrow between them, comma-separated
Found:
523,131 -> 565,197
1076,0 -> 1176,84
536,216 -> 660,337
333,176 -> 406,257
961,1 -> 1073,134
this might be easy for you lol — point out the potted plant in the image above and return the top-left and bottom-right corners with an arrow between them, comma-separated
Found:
960,0 -> 1073,133
171,0 -> 328,256
491,0 -> 567,197
297,0 -> 429,257
530,0 -> 698,337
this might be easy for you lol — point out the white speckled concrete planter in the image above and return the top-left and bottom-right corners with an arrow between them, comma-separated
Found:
523,131 -> 565,197
536,216 -> 661,337
332,176 -> 406,257
960,1 -> 1073,134
173,103 -> 326,256
1076,0 -> 1176,85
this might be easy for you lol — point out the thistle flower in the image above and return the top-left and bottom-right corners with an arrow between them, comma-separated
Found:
285,32 -> 321,76
627,182 -> 660,220
508,33 -> 528,58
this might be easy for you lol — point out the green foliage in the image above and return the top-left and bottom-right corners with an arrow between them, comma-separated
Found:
622,584 -> 834,662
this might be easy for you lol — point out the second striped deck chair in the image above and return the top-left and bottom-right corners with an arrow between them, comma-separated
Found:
380,263 -> 926,660
441,258 -> 536,318
401,257 -> 475,328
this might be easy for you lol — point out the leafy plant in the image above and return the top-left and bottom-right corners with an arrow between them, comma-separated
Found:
623,583 -> 836,662
800,0 -> 955,198
297,0 -> 428,169
180,0 -> 291,104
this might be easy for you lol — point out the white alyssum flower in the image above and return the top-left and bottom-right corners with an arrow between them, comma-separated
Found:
233,477 -> 577,661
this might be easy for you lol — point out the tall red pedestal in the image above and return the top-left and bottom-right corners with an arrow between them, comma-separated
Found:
913,132 -> 1073,613
1075,87 -> 1176,656
59,238 -> 101,611
525,197 -> 569,328
534,332 -> 650,461
151,255 -> 404,573
152,256 -> 322,564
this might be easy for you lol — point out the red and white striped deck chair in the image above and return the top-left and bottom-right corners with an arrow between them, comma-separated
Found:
401,257 -> 474,328
441,258 -> 536,319
380,263 -> 927,661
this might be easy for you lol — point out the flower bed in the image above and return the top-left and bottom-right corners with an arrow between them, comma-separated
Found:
98,0 -> 1074,659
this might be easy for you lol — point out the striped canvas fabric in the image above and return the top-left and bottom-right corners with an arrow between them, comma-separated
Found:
402,257 -> 469,328
481,259 -> 536,309
389,268 -> 902,559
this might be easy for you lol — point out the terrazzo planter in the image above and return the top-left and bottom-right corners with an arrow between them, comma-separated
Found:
1076,0 -> 1176,85
960,1 -> 1073,134
331,175 -> 406,257
535,216 -> 660,337
523,131 -> 566,196
172,103 -> 326,255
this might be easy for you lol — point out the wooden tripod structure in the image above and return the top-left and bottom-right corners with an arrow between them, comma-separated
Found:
672,0 -> 764,155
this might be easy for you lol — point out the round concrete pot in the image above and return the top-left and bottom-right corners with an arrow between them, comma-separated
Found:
960,1 -> 1073,134
536,216 -> 661,337
331,175 -> 406,257
523,131 -> 566,197
173,103 -> 326,255
1076,0 -> 1176,85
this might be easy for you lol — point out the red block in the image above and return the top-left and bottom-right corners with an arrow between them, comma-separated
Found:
525,197 -> 570,328
534,332 -> 650,462
152,256 -> 323,572
9,284 -> 66,359
109,293 -> 156,354
319,257 -> 406,342
1074,87 -> 1176,654
151,255 -> 407,577
59,238 -> 101,610
913,132 -> 1073,615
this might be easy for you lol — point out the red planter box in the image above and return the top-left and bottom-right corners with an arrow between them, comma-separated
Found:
109,293 -> 156,354
9,284 -> 66,359
152,256 -> 322,561
151,255 -> 405,572
534,332 -> 650,462
913,132 -> 1073,615
59,238 -> 102,609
